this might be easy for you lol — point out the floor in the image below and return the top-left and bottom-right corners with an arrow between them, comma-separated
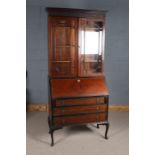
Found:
27,111 -> 129,155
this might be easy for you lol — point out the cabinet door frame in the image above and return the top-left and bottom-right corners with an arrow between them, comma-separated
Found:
48,16 -> 78,78
78,17 -> 105,77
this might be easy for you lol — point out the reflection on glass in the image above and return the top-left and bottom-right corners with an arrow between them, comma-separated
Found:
82,31 -> 98,54
80,19 -> 104,75
52,19 -> 77,77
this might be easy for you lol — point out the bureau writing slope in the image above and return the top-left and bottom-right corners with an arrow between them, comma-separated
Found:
47,8 -> 109,146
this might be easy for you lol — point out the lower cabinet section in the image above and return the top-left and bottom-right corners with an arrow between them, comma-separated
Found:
53,113 -> 107,126
48,95 -> 109,146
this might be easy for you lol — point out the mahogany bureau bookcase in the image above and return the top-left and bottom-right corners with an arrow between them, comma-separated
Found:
47,8 -> 109,146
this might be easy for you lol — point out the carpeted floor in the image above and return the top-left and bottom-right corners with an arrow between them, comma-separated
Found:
27,111 -> 128,155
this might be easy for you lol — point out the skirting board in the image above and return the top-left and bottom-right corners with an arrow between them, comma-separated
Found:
26,104 -> 129,112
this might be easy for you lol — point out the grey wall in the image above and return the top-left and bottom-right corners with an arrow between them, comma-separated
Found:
26,0 -> 129,105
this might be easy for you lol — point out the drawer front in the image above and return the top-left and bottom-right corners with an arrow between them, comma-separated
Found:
56,97 -> 105,106
54,113 -> 107,126
54,104 -> 107,116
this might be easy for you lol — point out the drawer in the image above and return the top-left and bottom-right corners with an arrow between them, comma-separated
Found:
56,97 -> 105,106
54,104 -> 107,116
54,113 -> 107,126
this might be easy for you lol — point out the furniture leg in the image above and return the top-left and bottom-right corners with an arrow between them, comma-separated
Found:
50,130 -> 54,146
97,122 -> 110,139
49,126 -> 63,146
104,122 -> 109,139
48,116 -> 51,133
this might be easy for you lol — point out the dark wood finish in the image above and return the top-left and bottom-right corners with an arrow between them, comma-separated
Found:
97,122 -> 109,139
46,8 -> 107,18
56,97 -> 104,106
54,105 -> 107,115
51,77 -> 109,99
48,16 -> 78,77
47,8 -> 109,146
54,113 -> 106,126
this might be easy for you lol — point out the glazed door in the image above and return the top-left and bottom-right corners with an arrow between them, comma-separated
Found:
78,18 -> 105,77
49,17 -> 78,77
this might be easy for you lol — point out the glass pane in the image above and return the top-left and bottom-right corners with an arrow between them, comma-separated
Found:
51,62 -> 75,77
54,47 -> 75,61
79,19 -> 104,75
85,31 -> 99,54
51,17 -> 77,77
55,27 -> 75,46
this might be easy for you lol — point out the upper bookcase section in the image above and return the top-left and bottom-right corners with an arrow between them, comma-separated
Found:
47,8 -> 107,78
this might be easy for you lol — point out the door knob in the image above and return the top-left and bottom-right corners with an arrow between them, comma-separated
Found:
77,79 -> 80,83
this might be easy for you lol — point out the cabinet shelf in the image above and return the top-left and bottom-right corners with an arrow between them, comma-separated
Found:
86,27 -> 103,31
83,60 -> 102,63
56,45 -> 77,48
56,26 -> 75,28
52,61 -> 72,63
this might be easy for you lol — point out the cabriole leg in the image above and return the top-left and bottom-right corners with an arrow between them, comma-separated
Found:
97,122 -> 110,139
48,116 -> 51,133
105,122 -> 109,139
50,130 -> 54,146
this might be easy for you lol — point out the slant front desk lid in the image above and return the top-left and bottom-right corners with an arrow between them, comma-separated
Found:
51,77 -> 109,99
